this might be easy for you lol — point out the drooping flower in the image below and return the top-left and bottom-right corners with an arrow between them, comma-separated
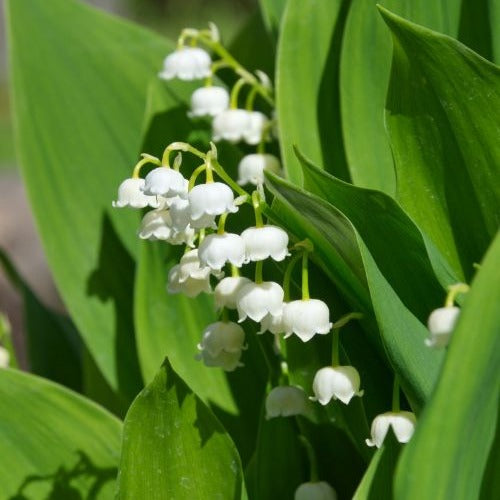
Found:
0,346 -> 10,368
366,411 -> 417,448
282,299 -> 332,342
294,481 -> 337,500
241,225 -> 289,262
167,249 -> 212,297
142,167 -> 188,198
112,178 -> 160,208
212,109 -> 268,145
311,366 -> 363,405
196,321 -> 246,371
265,386 -> 308,419
198,233 -> 246,271
237,153 -> 281,185
425,306 -> 460,348
138,209 -> 195,246
259,309 -> 285,334
188,182 -> 238,222
214,276 -> 252,310
236,281 -> 284,323
159,47 -> 212,80
189,86 -> 229,117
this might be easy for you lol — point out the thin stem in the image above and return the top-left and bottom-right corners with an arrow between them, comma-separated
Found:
392,377 -> 400,412
230,78 -> 247,109
188,164 -> 207,191
231,265 -> 240,278
332,312 -> 364,329
217,213 -> 228,235
282,252 -> 302,302
301,252 -> 310,300
299,435 -> 319,482
161,142 -> 205,167
252,190 -> 264,227
255,261 -> 263,284
331,328 -> 340,366
132,156 -> 161,178
211,59 -> 231,75
198,228 -> 206,245
221,308 -> 229,323
245,87 -> 258,110
445,283 -> 469,307
211,158 -> 249,197
205,159 -> 214,183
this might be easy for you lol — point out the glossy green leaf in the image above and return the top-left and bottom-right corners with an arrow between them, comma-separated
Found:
0,368 -> 121,498
395,232 -> 500,499
6,0 -> 174,400
117,360 -> 245,500
340,0 -> 461,194
276,0 -> 350,184
382,7 -> 500,280
0,248 -> 81,390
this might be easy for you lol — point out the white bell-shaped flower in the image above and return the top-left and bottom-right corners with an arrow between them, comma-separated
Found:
142,167 -> 187,198
236,281 -> 284,322
0,346 -> 10,368
366,411 -> 417,448
189,86 -> 229,117
189,182 -> 238,222
196,321 -> 245,372
237,153 -> 281,185
213,109 -> 268,145
295,481 -> 337,500
265,386 -> 308,419
259,309 -> 285,334
159,47 -> 212,81
169,197 -> 191,231
138,209 -> 174,241
167,249 -> 212,297
283,299 -> 332,342
112,178 -> 160,208
241,225 -> 289,262
311,366 -> 363,405
426,306 -> 460,348
214,276 -> 252,310
198,233 -> 246,271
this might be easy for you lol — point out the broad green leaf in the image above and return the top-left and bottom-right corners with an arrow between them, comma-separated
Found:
395,232 -> 500,499
0,248 -> 82,391
258,0 -> 287,40
340,0 -> 461,194
117,360 -> 245,500
276,0 -> 350,184
0,368 -> 121,498
382,7 -> 500,280
6,0 -> 174,399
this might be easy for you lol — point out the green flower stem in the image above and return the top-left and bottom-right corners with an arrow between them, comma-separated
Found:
198,228 -> 206,245
252,190 -> 264,227
211,59 -> 231,75
205,159 -> 214,183
230,78 -> 247,109
331,328 -> 340,366
282,252 -> 302,302
445,282 -> 470,307
301,251 -> 310,300
217,213 -> 228,235
221,308 -> 229,323
230,264 -> 240,278
211,158 -> 249,197
188,164 -> 207,190
255,261 -> 263,284
299,435 -> 319,482
332,312 -> 364,329
161,142 -> 205,167
132,156 -> 161,178
392,377 -> 400,412
245,87 -> 258,110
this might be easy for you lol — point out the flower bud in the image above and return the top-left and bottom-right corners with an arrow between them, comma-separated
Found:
236,281 -> 284,323
294,481 -> 337,500
189,182 -> 238,222
112,178 -> 160,208
214,277 -> 252,310
167,249 -> 212,297
212,109 -> 268,145
159,47 -> 212,81
198,233 -> 247,271
189,86 -> 229,117
311,366 -> 363,405
365,411 -> 417,448
241,225 -> 289,262
426,306 -> 460,348
142,167 -> 187,198
237,154 -> 281,186
265,386 -> 308,419
283,299 -> 332,342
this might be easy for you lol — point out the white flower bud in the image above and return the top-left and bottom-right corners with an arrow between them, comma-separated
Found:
0,346 -> 10,368
241,225 -> 289,262
212,109 -> 268,145
138,209 -> 175,240
311,366 -> 363,405
283,299 -> 332,342
167,249 -> 212,297
366,411 -> 417,448
198,233 -> 246,271
259,309 -> 285,334
189,182 -> 238,222
236,281 -> 284,323
112,178 -> 160,208
159,47 -> 212,81
295,481 -> 337,500
142,167 -> 187,198
169,197 -> 191,231
265,386 -> 308,419
189,86 -> 229,117
196,321 -> 245,371
237,153 -> 281,185
214,276 -> 252,310
426,306 -> 460,348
